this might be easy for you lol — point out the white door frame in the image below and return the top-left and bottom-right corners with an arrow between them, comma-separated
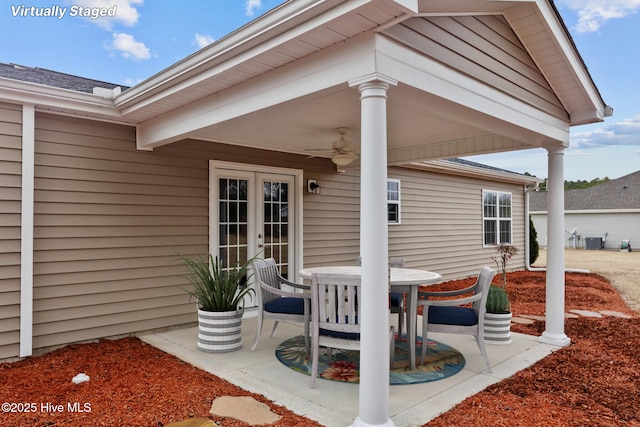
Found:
209,160 -> 304,283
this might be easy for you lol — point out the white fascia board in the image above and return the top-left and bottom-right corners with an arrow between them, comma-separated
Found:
531,209 -> 640,214
375,36 -> 570,144
136,35 -> 376,150
520,0 -> 607,123
0,77 -> 124,122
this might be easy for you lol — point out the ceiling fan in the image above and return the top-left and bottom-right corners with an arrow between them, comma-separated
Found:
306,127 -> 358,166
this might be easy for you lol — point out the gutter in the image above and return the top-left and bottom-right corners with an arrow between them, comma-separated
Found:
525,185 -> 590,274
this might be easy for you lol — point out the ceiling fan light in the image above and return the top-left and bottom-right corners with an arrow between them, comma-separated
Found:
331,153 -> 354,166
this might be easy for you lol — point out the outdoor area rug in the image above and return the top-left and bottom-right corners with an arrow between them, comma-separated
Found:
275,334 -> 465,385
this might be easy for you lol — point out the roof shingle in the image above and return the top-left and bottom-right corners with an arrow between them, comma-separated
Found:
530,170 -> 640,211
0,62 -> 127,94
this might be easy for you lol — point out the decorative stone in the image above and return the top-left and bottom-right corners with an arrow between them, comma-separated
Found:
519,314 -> 546,321
569,309 -> 603,318
164,418 -> 217,427
511,316 -> 535,324
600,310 -> 633,319
210,396 -> 282,426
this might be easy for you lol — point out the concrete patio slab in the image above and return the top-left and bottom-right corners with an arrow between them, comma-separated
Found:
141,313 -> 559,427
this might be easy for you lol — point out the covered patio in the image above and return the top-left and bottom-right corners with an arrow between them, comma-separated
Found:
8,1 -> 609,426
121,1 -> 606,426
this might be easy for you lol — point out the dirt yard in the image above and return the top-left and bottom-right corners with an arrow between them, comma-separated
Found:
533,247 -> 640,312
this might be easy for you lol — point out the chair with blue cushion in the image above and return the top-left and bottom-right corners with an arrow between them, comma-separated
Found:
250,258 -> 310,352
417,266 -> 497,372
309,273 -> 394,388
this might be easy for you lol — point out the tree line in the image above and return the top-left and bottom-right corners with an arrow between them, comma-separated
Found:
523,173 -> 610,191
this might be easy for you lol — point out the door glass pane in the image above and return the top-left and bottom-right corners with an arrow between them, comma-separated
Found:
219,178 -> 249,271
262,180 -> 289,278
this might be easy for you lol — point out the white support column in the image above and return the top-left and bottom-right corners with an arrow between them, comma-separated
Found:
540,146 -> 571,347
20,104 -> 35,357
349,73 -> 397,427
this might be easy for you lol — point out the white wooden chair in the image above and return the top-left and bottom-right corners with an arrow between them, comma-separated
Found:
417,266 -> 497,372
250,258 -> 310,352
309,273 -> 394,388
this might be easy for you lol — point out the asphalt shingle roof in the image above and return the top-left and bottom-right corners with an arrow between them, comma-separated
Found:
530,170 -> 640,211
446,157 -> 532,177
0,62 -> 127,94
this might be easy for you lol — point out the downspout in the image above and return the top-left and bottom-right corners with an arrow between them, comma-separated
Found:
525,184 -> 590,274
524,183 -> 539,271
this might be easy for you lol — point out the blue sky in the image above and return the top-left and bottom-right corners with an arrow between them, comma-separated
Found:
1,0 -> 638,181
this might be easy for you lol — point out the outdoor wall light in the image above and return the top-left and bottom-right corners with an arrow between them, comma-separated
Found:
307,179 -> 321,194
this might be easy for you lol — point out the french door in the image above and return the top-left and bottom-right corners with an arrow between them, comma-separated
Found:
210,162 -> 302,308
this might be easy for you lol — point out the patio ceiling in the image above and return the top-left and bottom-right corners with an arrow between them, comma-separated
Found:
151,80 -> 540,164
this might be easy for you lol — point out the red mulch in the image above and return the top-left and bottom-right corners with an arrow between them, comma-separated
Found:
1,271 -> 638,426
0,338 -> 321,427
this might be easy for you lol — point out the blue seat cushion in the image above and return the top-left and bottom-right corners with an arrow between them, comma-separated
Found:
264,297 -> 305,315
320,315 -> 359,340
389,292 -> 403,308
320,328 -> 360,340
427,306 -> 478,326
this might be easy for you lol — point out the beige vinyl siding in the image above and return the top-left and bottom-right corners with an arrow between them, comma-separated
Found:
11,109 -> 529,355
300,164 -> 527,281
382,15 -> 567,120
0,102 -> 22,359
28,113 -> 322,353
302,167 -> 361,266
388,167 -> 526,280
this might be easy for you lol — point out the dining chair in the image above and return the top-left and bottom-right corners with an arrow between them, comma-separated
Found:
250,258 -> 310,353
356,256 -> 406,335
417,266 -> 497,372
309,273 -> 395,388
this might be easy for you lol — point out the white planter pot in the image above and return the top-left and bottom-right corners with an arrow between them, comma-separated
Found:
197,307 -> 244,353
484,312 -> 512,345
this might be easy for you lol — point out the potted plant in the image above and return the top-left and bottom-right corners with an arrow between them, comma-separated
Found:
181,253 -> 255,353
484,244 -> 518,345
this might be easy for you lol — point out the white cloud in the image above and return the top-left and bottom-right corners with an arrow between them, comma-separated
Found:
570,115 -> 640,148
194,33 -> 215,49
68,0 -> 144,29
109,32 -> 151,61
559,0 -> 640,32
245,0 -> 262,17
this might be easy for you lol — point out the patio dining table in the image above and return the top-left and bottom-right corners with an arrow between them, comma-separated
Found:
299,265 -> 442,370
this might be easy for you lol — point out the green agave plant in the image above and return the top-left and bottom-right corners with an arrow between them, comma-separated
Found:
181,253 -> 255,312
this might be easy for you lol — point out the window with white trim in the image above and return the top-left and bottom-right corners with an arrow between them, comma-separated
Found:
387,179 -> 401,224
483,190 -> 512,246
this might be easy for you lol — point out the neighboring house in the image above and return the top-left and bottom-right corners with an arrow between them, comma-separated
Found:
0,1 -> 609,425
530,171 -> 640,250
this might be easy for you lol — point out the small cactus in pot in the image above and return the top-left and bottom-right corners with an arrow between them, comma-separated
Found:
486,284 -> 510,314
